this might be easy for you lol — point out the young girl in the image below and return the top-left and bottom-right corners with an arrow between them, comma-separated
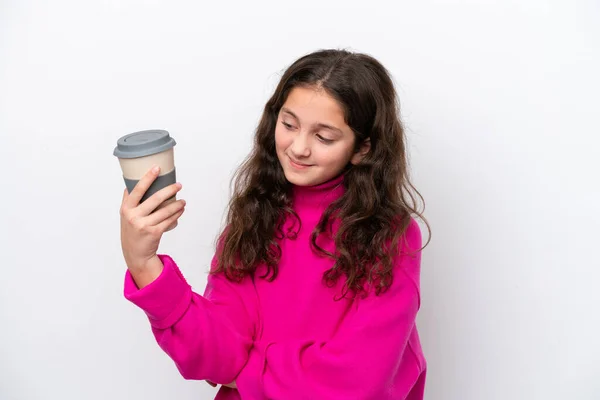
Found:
119,49 -> 430,399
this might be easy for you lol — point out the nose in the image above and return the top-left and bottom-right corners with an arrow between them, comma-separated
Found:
289,131 -> 311,158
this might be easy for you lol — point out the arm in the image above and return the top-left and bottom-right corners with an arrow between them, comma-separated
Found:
124,253 -> 258,384
260,219 -> 424,399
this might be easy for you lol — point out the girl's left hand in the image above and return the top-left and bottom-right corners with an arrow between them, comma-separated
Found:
206,380 -> 237,389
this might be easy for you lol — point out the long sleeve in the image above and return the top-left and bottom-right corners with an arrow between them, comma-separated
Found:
124,253 -> 258,384
259,219 -> 425,399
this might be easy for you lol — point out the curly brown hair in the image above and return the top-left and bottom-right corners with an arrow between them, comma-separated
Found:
212,49 -> 430,298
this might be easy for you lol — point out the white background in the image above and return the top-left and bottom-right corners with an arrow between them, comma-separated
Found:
1,1 -> 599,399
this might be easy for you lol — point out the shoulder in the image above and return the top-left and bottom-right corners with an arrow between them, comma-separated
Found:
392,216 -> 423,293
387,215 -> 422,258
400,217 -> 422,255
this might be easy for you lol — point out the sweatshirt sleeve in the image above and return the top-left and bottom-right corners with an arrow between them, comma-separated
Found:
123,253 -> 258,384
260,219 -> 424,399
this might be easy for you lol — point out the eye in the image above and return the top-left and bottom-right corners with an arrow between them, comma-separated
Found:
281,121 -> 296,130
316,134 -> 334,144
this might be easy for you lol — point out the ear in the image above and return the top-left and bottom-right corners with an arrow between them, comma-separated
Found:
350,138 -> 371,165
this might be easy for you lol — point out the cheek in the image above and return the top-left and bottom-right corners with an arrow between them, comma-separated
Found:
315,145 -> 354,168
274,126 -> 289,152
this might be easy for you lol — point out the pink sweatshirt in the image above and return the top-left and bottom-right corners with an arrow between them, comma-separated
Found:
124,174 -> 426,399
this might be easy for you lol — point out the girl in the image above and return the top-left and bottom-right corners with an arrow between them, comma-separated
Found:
120,49 -> 430,399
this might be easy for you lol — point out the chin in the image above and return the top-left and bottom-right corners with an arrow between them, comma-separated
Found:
283,169 -> 333,187
284,172 -> 312,186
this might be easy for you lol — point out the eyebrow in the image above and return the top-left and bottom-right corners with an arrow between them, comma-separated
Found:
281,107 -> 343,135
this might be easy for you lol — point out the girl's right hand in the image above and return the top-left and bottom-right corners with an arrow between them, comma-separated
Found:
119,165 -> 185,275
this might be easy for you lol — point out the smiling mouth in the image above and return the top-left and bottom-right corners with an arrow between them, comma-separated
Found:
288,156 -> 312,169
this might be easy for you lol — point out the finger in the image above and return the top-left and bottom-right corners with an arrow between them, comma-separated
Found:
156,208 -> 185,232
120,188 -> 130,215
164,220 -> 178,232
125,165 -> 160,208
163,216 -> 180,233
138,182 -> 183,216
146,199 -> 186,226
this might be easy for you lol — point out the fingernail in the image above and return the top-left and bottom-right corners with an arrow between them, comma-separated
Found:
152,165 -> 160,174
176,182 -> 182,188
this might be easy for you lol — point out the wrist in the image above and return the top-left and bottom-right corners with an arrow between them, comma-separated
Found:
127,253 -> 158,273
129,255 -> 164,289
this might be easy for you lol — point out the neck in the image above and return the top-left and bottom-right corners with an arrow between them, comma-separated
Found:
291,173 -> 345,211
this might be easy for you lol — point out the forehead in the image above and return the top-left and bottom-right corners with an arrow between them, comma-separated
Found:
281,86 -> 347,126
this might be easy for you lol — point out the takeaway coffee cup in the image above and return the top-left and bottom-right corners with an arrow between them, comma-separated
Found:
113,129 -> 177,210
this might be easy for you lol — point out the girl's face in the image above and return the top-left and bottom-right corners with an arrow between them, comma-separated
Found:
275,86 -> 369,187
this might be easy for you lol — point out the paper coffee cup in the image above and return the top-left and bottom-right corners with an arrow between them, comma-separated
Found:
113,129 -> 177,210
